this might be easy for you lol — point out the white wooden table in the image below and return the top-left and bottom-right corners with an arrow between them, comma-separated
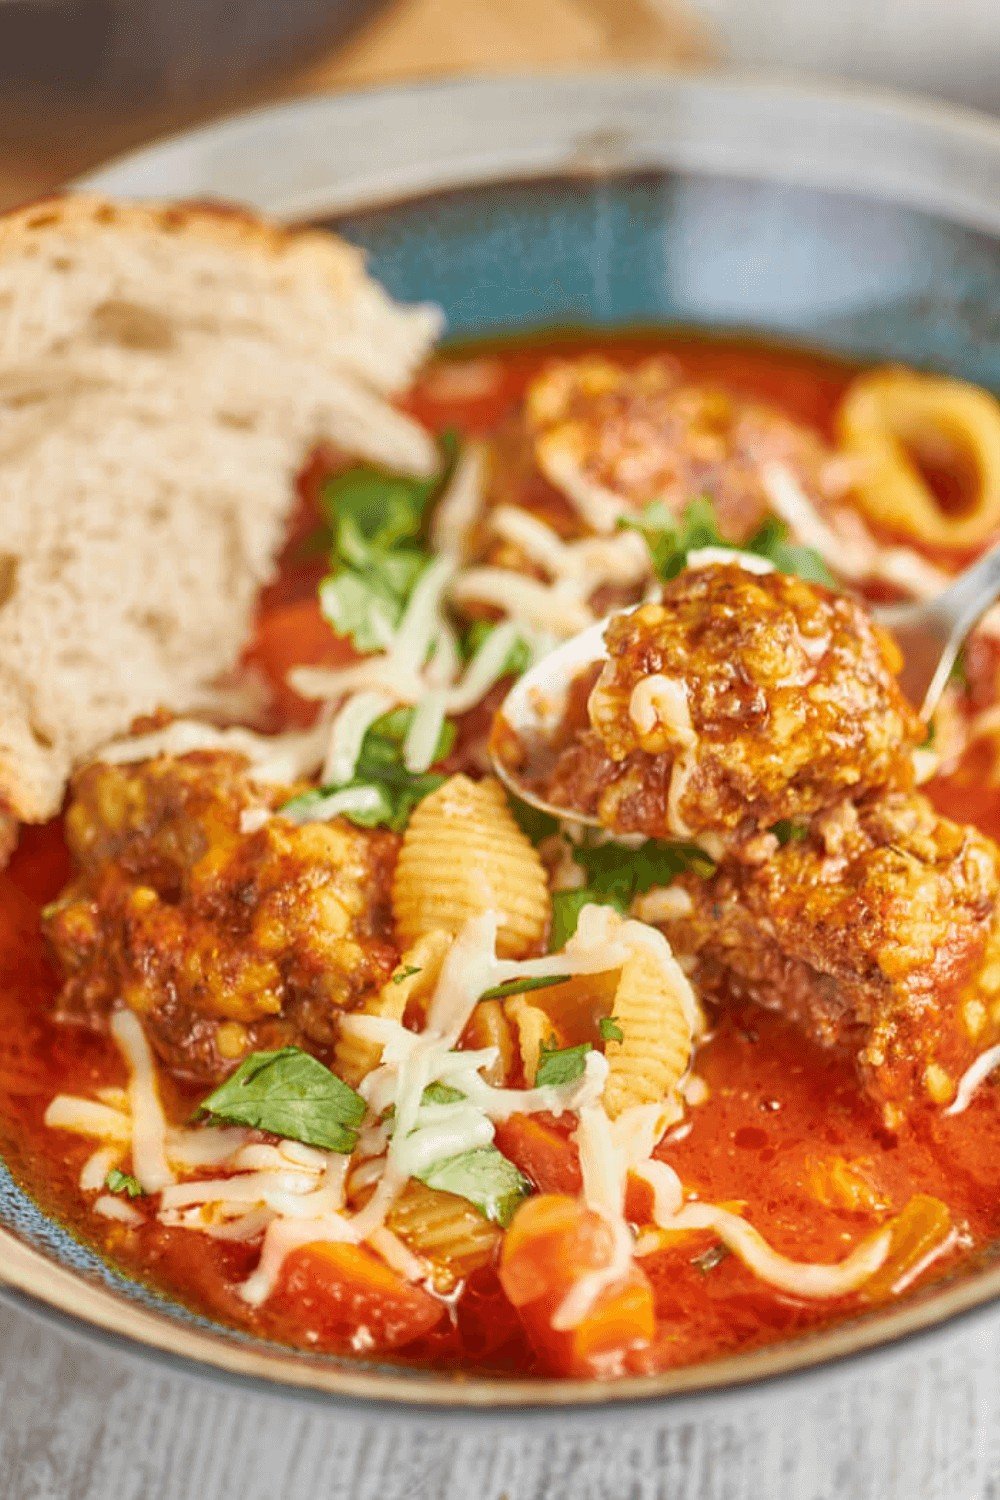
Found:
3,1290 -> 1000,1498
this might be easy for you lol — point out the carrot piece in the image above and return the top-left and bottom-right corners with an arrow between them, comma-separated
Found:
499,1194 -> 654,1376
494,1114 -> 583,1197
271,1242 -> 444,1351
858,1194 -> 953,1304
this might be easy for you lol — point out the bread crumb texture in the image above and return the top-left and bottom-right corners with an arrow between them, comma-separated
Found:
0,195 -> 442,823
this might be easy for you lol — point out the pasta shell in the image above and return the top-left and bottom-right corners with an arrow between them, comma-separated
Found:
387,1180 -> 500,1292
838,369 -> 1000,550
505,995 -> 551,1085
334,929 -> 452,1087
603,946 -> 695,1119
392,775 -> 550,959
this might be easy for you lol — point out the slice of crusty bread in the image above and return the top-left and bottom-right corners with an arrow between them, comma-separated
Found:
0,194 -> 442,828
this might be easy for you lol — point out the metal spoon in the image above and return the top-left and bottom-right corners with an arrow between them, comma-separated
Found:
872,540 -> 1000,719
490,542 -> 1000,822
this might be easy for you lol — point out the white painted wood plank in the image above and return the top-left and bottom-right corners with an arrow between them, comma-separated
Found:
0,1295 -> 999,1499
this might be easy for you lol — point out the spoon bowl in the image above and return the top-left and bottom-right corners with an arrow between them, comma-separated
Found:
489,616 -> 610,824
492,541 -> 1000,825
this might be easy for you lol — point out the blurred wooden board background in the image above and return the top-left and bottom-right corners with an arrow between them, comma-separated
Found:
0,0 -> 713,212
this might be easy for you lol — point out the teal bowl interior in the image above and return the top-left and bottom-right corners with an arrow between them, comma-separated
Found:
6,78 -> 996,1406
328,172 -> 999,387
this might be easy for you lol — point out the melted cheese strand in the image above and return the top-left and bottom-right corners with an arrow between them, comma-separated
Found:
429,442 -> 484,559
98,719 -> 328,784
110,1009 -> 175,1193
403,689 -> 448,773
44,1096 -> 131,1143
79,1143 -> 124,1193
944,1043 -> 1000,1116
663,1202 -> 891,1299
93,1194 -> 143,1227
324,691 -> 395,783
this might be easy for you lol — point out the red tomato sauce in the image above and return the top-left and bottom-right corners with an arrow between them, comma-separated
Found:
1,331 -> 999,1378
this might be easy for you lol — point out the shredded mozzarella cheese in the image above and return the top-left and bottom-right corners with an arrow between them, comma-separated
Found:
944,1044 -> 1000,1116
93,1194 -> 143,1227
110,1009 -> 175,1193
98,719 -> 328,784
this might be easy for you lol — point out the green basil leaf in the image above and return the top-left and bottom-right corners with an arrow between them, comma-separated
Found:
599,1016 -> 624,1044
364,706 -> 456,767
535,1040 -> 592,1088
279,783 -> 395,828
199,1047 -> 366,1153
279,709 -> 452,835
105,1169 -> 145,1199
318,434 -> 462,654
416,1145 -> 531,1227
479,973 -> 571,1002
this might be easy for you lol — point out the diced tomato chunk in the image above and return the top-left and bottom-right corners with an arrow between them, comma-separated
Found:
498,1194 -> 655,1376
494,1114 -> 583,1196
271,1242 -> 445,1352
246,599 -> 355,725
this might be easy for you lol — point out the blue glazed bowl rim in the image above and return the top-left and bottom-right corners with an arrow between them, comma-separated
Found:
0,70 -> 993,1413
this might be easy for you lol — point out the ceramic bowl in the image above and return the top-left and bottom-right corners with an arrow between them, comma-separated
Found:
2,73 -> 998,1412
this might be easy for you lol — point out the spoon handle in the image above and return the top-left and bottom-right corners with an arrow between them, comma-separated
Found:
880,541 -> 1000,718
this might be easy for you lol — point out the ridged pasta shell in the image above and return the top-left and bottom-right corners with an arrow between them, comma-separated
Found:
392,775 -> 550,959
603,946 -> 694,1119
333,929 -> 452,1087
387,1180 -> 500,1291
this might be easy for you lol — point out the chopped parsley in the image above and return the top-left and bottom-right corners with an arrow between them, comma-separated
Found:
199,1047 -> 366,1154
599,1016 -> 624,1044
771,819 -> 810,846
420,1082 -> 466,1107
279,706 -> 454,833
620,494 -> 833,587
550,889 -> 598,951
416,1145 -> 531,1227
619,496 -> 721,581
550,838 -> 716,947
535,1038 -> 592,1088
479,973 -> 571,1002
318,431 -> 460,653
461,618 -> 533,677
392,964 -> 422,985
105,1169 -> 144,1199
746,515 -> 835,587
508,796 -> 560,846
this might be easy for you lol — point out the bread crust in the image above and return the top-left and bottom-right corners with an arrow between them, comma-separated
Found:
0,192 -> 368,292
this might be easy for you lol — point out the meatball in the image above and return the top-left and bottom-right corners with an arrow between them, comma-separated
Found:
538,563 -> 922,846
523,357 -> 844,539
662,792 -> 1000,1125
45,754 -> 398,1083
